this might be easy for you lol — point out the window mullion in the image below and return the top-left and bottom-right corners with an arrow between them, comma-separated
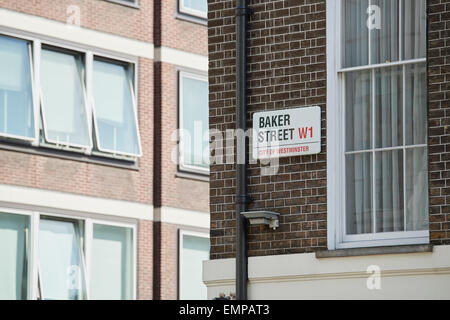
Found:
85,52 -> 94,155
84,218 -> 93,300
341,71 -> 346,241
371,68 -> 376,234
31,41 -> 41,147
403,64 -> 407,231
29,211 -> 40,300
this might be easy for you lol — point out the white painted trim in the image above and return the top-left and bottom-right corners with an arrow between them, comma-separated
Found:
154,46 -> 208,72
203,246 -> 450,299
154,206 -> 209,229
0,184 -> 153,221
0,8 -> 154,60
326,0 -> 340,251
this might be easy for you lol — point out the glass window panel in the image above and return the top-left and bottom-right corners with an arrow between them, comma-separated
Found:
92,59 -> 141,156
180,234 -> 209,300
91,224 -> 134,300
345,152 -> 373,235
370,0 -> 399,64
342,0 -> 369,68
406,147 -> 429,231
0,212 -> 29,300
403,0 -> 426,60
375,150 -> 404,233
181,0 -> 207,16
375,66 -> 403,148
40,49 -> 90,147
38,219 -> 87,300
0,35 -> 35,139
181,74 -> 209,170
405,63 -> 427,146
345,70 -> 372,152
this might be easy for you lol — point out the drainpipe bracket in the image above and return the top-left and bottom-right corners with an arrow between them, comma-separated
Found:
236,194 -> 253,205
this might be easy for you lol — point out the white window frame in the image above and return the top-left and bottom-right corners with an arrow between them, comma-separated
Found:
178,0 -> 208,20
39,46 -> 93,151
0,206 -> 137,300
91,57 -> 142,158
178,71 -> 210,175
178,229 -> 210,300
0,30 -> 141,160
326,0 -> 429,250
0,36 -> 38,144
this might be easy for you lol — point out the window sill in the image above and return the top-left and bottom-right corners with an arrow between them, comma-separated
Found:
103,0 -> 140,9
315,244 -> 433,259
175,12 -> 207,26
176,170 -> 209,182
0,141 -> 139,171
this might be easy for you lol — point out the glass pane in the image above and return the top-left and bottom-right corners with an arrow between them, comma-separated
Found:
403,0 -> 426,60
375,66 -> 403,148
40,49 -> 90,147
180,235 -> 209,300
405,63 -> 427,146
93,59 -> 141,156
406,147 -> 428,231
0,212 -> 29,300
346,152 -> 373,235
342,0 -> 369,68
91,224 -> 133,300
370,0 -> 399,64
375,150 -> 404,232
345,70 -> 372,152
181,74 -> 209,169
38,219 -> 87,300
0,35 -> 35,139
182,0 -> 207,14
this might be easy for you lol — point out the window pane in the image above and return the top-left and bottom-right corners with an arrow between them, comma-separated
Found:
403,0 -> 426,60
406,147 -> 429,231
91,224 -> 134,300
0,35 -> 35,139
375,66 -> 403,148
346,153 -> 373,235
370,0 -> 399,64
345,70 -> 372,152
181,74 -> 209,169
342,0 -> 369,68
375,150 -> 404,232
182,0 -> 207,15
40,49 -> 90,147
38,219 -> 87,300
405,63 -> 427,146
92,59 -> 141,156
0,212 -> 29,300
180,235 -> 209,300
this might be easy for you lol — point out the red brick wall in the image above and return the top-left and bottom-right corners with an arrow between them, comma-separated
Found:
428,0 -> 450,245
0,0 -> 153,43
158,0 -> 208,55
137,220 -> 153,300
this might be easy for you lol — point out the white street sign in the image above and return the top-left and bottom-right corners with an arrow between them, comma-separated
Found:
252,106 -> 321,160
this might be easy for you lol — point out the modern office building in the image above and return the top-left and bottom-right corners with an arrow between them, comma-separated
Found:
0,0 -> 209,300
205,0 -> 450,299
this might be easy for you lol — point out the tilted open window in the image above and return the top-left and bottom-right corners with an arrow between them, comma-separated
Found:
0,33 -> 142,161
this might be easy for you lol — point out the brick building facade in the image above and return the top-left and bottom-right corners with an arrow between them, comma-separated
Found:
0,0 -> 209,300
205,0 -> 450,299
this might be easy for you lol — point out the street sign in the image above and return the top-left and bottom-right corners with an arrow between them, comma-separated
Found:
252,106 -> 321,160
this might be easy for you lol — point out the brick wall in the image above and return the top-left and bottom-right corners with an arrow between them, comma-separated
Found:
428,0 -> 450,245
209,0 -> 327,259
209,0 -> 450,260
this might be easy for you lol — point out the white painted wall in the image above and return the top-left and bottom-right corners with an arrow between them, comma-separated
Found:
203,245 -> 450,300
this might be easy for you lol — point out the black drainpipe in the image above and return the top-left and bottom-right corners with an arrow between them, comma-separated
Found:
235,0 -> 250,301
